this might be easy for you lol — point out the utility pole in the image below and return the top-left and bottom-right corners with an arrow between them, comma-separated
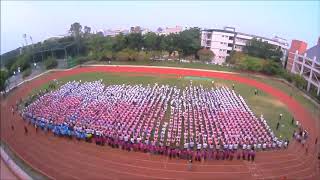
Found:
30,36 -> 37,68
23,34 -> 28,47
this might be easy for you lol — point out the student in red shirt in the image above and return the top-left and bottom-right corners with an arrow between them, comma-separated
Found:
237,150 -> 241,160
247,151 -> 251,161
216,150 -> 220,160
242,150 -> 246,160
221,150 -> 225,160
251,151 -> 255,161
230,151 -> 234,160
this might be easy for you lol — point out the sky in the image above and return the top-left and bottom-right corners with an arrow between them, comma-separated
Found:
1,0 -> 319,54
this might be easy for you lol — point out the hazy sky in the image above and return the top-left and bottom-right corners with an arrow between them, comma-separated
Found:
1,1 -> 319,54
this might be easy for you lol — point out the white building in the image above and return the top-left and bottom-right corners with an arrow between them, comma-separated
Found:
201,27 -> 289,65
104,28 -> 129,37
290,39 -> 320,95
158,26 -> 183,36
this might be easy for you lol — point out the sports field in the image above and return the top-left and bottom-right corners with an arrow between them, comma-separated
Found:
2,65 -> 318,179
28,71 -> 296,140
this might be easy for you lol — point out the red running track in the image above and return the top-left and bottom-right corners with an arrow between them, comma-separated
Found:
1,65 -> 319,180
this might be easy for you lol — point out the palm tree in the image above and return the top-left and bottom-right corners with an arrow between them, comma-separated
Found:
84,26 -> 91,37
69,22 -> 82,55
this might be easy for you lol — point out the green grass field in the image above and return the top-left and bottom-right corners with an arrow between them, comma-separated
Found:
29,72 -> 297,141
88,60 -> 235,72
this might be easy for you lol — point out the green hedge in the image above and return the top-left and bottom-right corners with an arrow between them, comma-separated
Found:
22,68 -> 32,79
44,57 -> 58,69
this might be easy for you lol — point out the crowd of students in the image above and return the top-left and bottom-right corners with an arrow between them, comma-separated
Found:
21,80 -> 290,161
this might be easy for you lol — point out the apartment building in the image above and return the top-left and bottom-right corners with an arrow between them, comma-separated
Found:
290,38 -> 320,95
201,27 -> 289,65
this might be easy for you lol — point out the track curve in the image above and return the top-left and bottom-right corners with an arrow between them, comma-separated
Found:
1,65 -> 319,180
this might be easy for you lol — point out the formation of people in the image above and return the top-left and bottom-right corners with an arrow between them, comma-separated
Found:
21,80 -> 289,161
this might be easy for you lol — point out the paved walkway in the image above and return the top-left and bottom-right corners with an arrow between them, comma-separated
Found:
1,156 -> 18,180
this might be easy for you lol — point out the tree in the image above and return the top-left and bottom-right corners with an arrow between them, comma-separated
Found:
161,34 -> 179,56
126,33 -> 143,50
10,53 -> 32,73
83,26 -> 91,37
0,70 -> 8,91
197,48 -> 215,62
69,22 -> 82,55
178,28 -> 201,57
86,34 -> 113,60
112,33 -> 127,52
143,32 -> 158,51
226,51 -> 245,64
244,38 -> 283,61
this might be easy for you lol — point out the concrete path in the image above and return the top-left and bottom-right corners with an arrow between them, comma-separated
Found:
1,156 -> 18,180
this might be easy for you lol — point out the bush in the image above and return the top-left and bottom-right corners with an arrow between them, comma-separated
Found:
75,56 -> 90,64
197,48 -> 215,62
227,51 -> 246,64
10,53 -> 32,74
22,68 -> 32,79
0,70 -> 9,91
261,60 -> 282,75
280,71 -> 293,83
237,56 -> 264,72
115,49 -> 139,61
44,57 -> 58,69
292,74 -> 307,89
136,51 -> 151,61
115,51 -> 130,61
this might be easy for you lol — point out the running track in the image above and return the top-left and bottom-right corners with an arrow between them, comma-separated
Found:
1,65 -> 319,180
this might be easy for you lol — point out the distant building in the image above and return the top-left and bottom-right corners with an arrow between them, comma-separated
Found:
130,26 -> 142,33
141,28 -> 151,35
158,26 -> 183,36
290,37 -> 320,95
104,28 -> 129,37
286,40 -> 308,71
156,27 -> 163,34
201,27 -> 289,65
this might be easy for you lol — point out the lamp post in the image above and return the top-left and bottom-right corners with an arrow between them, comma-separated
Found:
13,71 -> 17,88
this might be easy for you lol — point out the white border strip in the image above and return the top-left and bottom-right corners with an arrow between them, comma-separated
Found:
1,147 -> 32,180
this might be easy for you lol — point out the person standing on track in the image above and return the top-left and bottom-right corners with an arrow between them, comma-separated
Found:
11,105 -> 14,115
35,124 -> 38,133
24,125 -> 28,135
305,145 -> 309,154
188,159 -> 193,171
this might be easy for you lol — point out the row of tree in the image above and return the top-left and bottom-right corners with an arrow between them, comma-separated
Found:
243,38 -> 283,61
68,22 -> 207,61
